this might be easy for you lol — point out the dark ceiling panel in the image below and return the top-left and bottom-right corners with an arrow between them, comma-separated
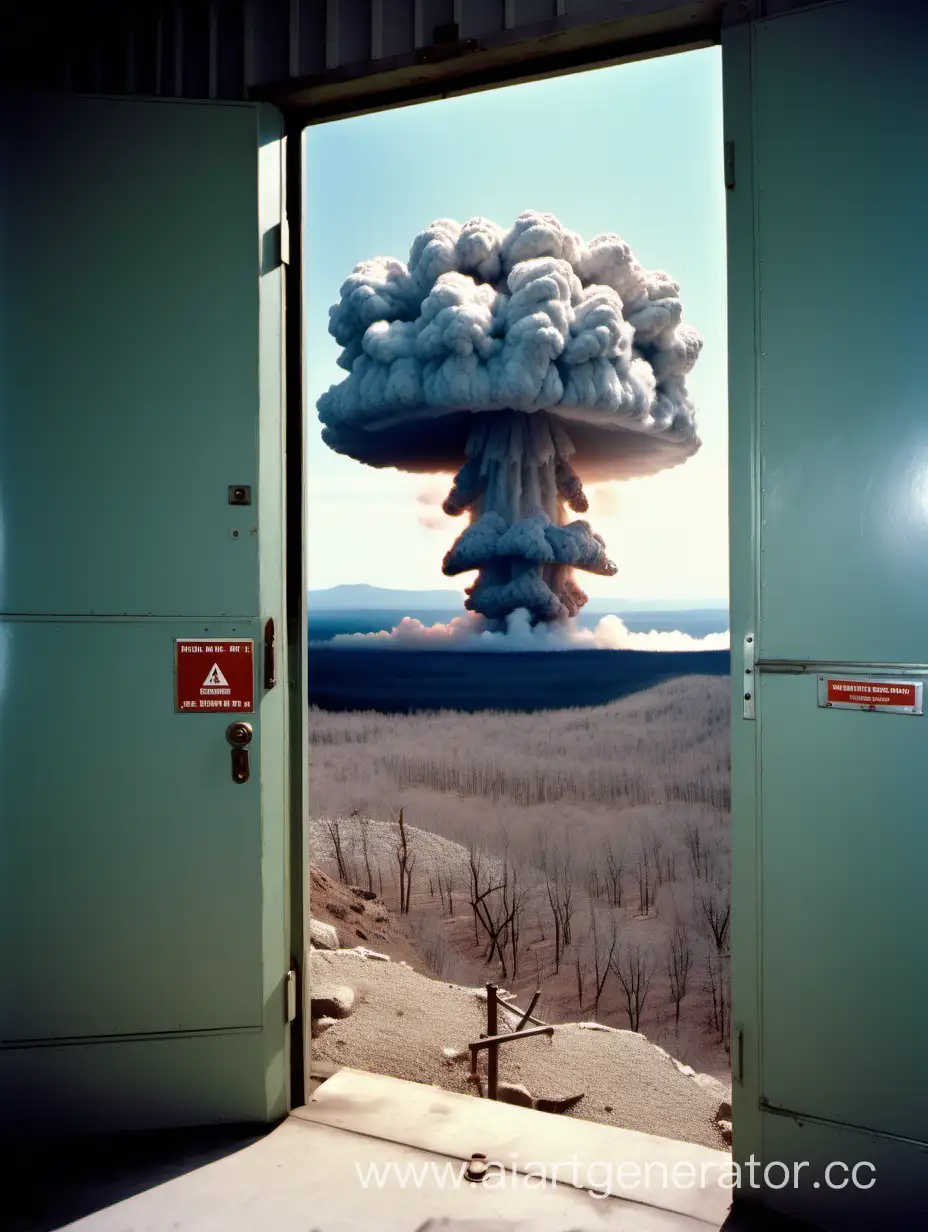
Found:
0,0 -> 730,105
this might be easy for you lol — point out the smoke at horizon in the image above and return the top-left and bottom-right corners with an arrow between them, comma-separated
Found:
319,608 -> 729,653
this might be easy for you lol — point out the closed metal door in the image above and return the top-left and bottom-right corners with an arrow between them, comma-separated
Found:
734,0 -> 928,1145
0,95 -> 289,1128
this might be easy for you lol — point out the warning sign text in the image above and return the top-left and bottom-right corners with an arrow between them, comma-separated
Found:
175,639 -> 254,713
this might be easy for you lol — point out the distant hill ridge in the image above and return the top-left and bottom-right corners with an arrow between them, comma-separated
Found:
309,583 -> 728,614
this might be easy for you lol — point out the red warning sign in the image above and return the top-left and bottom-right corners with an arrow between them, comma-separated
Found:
818,676 -> 923,715
827,679 -> 916,707
175,639 -> 254,712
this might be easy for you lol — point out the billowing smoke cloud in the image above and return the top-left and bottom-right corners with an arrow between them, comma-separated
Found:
318,212 -> 703,627
324,609 -> 729,653
320,214 -> 700,440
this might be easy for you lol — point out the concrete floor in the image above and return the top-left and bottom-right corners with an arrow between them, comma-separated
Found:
7,1070 -> 815,1232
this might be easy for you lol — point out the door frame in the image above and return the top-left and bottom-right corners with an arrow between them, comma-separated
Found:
280,19 -> 746,1120
284,112 -> 307,1108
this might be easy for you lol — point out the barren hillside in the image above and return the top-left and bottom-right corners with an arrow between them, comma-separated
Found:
309,675 -> 731,1077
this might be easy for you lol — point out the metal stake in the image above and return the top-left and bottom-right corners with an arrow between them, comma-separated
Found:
486,983 -> 498,1100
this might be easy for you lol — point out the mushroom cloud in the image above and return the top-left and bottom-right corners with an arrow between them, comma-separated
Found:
318,212 -> 703,626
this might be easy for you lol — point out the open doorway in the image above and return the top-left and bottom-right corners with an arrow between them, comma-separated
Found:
302,46 -> 730,1152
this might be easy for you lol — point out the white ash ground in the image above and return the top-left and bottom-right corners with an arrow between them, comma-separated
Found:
310,948 -> 729,1151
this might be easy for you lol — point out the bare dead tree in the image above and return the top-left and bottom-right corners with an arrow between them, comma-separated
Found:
586,861 -> 602,903
468,844 -> 501,946
602,835 -> 627,908
557,845 -> 576,948
324,816 -> 349,884
468,853 -> 526,980
705,949 -> 731,1050
633,840 -> 654,917
468,843 -> 513,974
504,858 -> 529,978
468,844 -> 485,944
590,908 -> 619,1018
683,819 -> 711,882
545,872 -> 562,972
667,922 -> 694,1027
538,836 -> 563,973
650,831 -> 666,889
357,810 -> 375,896
440,869 -> 455,917
664,847 -> 677,886
575,945 -> 584,1009
482,888 -> 512,974
610,941 -> 657,1033
535,838 -> 578,974
702,842 -> 718,887
700,887 -> 731,954
394,807 -> 416,915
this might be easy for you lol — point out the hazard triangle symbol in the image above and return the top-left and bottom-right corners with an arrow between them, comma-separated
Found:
203,663 -> 229,687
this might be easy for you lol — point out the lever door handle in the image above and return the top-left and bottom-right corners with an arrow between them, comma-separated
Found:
226,722 -> 253,785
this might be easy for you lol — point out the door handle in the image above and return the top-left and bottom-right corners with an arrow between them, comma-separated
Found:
226,721 -> 253,784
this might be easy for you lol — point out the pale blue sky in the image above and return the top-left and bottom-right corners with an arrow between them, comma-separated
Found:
304,47 -> 727,602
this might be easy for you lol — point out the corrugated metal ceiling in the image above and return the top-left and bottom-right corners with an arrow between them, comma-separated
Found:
0,1 -> 729,116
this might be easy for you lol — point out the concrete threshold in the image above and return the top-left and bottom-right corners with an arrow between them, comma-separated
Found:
296,1067 -> 732,1226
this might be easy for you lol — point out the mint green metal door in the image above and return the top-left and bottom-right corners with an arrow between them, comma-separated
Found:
727,0 -> 928,1222
0,96 -> 290,1130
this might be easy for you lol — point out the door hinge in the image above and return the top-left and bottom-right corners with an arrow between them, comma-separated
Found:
733,1024 -> 744,1084
264,617 -> 277,691
743,633 -> 756,719
724,140 -> 735,190
285,969 -> 297,1023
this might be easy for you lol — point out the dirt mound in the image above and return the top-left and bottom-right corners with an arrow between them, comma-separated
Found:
310,818 -> 496,889
309,864 -> 422,967
309,948 -> 728,1151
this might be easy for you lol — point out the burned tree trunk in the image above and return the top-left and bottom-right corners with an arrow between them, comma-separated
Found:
667,922 -> 694,1027
394,807 -> 415,915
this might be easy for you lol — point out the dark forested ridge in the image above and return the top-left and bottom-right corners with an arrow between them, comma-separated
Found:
308,646 -> 730,713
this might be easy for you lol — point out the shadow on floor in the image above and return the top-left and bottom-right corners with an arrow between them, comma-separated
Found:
5,1125 -> 267,1232
723,1201 -> 819,1230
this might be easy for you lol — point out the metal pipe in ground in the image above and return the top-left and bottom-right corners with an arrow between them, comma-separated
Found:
486,983 -> 498,1100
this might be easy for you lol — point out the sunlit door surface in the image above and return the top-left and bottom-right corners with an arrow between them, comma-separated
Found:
728,0 -> 928,1220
